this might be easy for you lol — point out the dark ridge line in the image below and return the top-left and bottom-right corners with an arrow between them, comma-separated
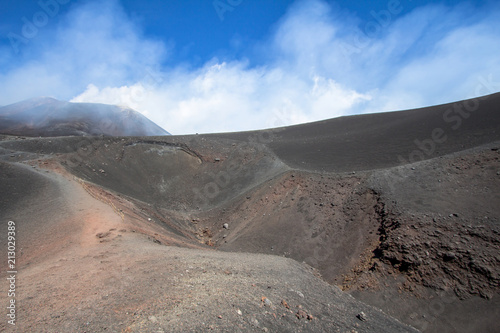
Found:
124,139 -> 204,161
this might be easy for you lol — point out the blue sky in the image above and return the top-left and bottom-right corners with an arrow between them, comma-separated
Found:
0,0 -> 499,134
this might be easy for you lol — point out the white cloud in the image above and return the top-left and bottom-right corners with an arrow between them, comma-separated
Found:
2,0 -> 500,134
72,60 -> 370,134
0,0 -> 166,105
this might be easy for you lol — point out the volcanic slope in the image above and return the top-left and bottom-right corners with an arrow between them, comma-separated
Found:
0,97 -> 170,137
0,148 -> 414,332
1,92 -> 499,332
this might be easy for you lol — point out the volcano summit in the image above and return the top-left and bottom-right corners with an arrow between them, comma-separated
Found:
0,97 -> 170,137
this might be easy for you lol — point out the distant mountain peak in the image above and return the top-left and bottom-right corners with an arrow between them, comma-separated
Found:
0,97 -> 170,137
31,96 -> 58,102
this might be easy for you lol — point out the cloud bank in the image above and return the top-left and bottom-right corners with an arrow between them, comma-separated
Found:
2,0 -> 500,134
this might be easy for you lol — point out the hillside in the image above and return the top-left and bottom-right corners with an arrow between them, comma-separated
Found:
1,92 -> 499,332
0,97 -> 170,137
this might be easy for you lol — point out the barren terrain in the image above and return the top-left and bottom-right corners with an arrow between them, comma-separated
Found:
1,92 -> 499,332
